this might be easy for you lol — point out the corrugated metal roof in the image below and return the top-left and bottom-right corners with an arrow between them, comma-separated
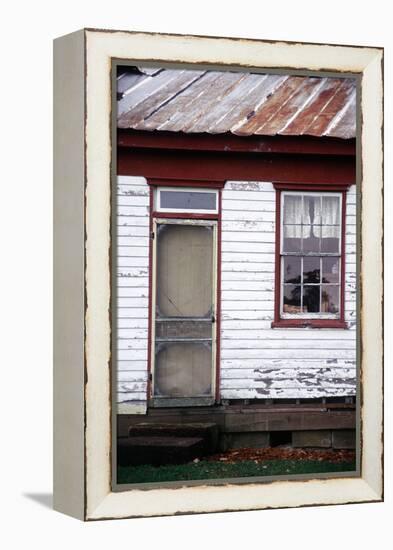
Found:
117,67 -> 356,139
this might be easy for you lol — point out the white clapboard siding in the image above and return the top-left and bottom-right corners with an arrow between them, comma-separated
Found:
116,176 -> 149,413
220,181 -> 357,399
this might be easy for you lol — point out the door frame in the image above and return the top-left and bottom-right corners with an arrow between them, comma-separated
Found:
149,217 -> 219,407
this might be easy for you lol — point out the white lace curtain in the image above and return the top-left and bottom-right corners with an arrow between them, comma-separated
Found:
283,195 -> 340,238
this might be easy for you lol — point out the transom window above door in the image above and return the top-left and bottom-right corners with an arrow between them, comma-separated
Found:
155,187 -> 218,214
273,189 -> 347,329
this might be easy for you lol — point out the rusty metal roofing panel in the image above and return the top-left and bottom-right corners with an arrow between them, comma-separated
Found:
117,68 -> 356,139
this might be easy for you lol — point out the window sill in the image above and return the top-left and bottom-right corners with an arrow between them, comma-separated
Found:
271,319 -> 348,329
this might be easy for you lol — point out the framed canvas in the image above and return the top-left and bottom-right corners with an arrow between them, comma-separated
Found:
53,28 -> 383,520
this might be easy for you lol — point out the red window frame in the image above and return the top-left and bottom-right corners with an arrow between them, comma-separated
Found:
272,183 -> 350,329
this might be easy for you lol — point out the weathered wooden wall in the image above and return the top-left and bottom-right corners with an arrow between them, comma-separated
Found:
116,177 -> 357,412
220,181 -> 356,399
116,176 -> 149,413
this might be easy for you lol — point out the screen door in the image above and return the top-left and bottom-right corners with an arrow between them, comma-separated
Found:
152,219 -> 217,406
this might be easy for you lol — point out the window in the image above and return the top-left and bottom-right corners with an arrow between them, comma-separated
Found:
273,190 -> 347,328
155,187 -> 218,214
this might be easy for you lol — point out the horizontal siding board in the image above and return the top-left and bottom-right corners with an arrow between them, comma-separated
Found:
222,221 -> 275,232
222,210 -> 275,222
118,175 -> 147,185
222,291 -> 273,301
117,195 -> 150,206
220,348 -> 355,360
117,185 -> 149,196
221,367 -> 355,380
118,392 -> 149,403
117,236 -> 149,247
225,181 -> 274,191
117,226 -> 150,238
222,281 -> 274,292
117,344 -> 148,352
221,300 -> 273,310
118,297 -> 149,308
221,388 -> 355,398
222,242 -> 275,253
117,319 -> 149,329
221,358 -> 356,369
222,263 -> 275,272
118,287 -> 149,297
118,205 -> 150,217
118,268 -> 149,277
221,338 -> 355,350
222,200 -> 276,212
117,277 -> 149,288
117,371 -> 148,382
118,382 -> 148,392
117,360 -> 150,370
222,254 -> 276,263
118,246 -> 149,257
221,377 -> 355,390
223,311 -> 273,320
118,257 -> 149,268
118,349 -> 149,361
222,232 -> 275,243
222,271 -> 275,282
222,328 -> 355,340
118,329 -> 148,339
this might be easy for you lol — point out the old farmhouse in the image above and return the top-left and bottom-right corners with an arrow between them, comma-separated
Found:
115,66 -> 357,450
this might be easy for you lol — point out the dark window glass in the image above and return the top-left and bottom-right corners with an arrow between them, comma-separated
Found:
283,285 -> 301,313
322,257 -> 340,283
283,257 -> 301,284
303,285 -> 320,313
321,285 -> 340,314
321,225 -> 340,253
160,190 -> 216,210
303,257 -> 320,283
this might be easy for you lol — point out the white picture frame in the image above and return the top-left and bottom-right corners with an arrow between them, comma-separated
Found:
53,28 -> 383,521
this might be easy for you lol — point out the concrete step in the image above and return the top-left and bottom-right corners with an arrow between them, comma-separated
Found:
117,435 -> 205,466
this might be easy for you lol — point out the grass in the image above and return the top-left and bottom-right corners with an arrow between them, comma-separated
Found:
117,459 -> 356,484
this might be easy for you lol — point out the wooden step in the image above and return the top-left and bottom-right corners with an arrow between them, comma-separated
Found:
117,435 -> 205,466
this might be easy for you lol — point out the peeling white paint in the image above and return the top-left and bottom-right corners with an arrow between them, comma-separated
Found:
116,178 -> 357,407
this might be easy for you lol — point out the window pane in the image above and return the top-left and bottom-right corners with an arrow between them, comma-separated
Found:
283,257 -> 301,283
322,257 -> 340,283
283,225 -> 302,252
321,225 -> 340,253
321,285 -> 340,314
302,225 -> 320,253
322,196 -> 340,225
160,190 -> 216,210
283,195 -> 302,224
303,257 -> 320,283
283,285 -> 301,313
303,285 -> 320,313
303,195 -> 322,225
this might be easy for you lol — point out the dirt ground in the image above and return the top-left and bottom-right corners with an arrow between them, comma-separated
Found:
206,447 -> 355,464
